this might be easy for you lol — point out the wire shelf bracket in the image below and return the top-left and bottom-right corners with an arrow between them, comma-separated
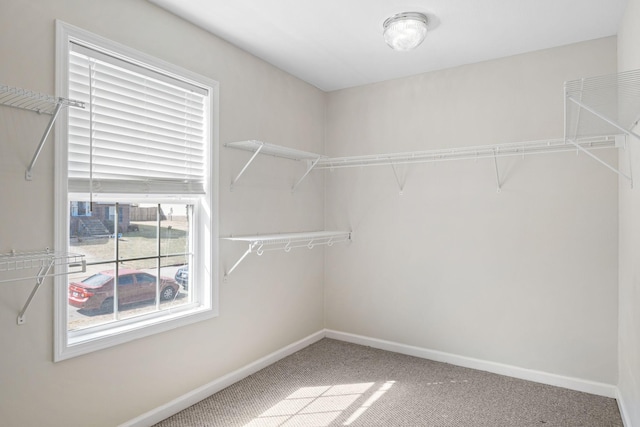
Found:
564,70 -> 640,188
225,140 -> 326,192
221,231 -> 351,281
493,149 -> 502,193
0,249 -> 86,325
0,84 -> 85,181
390,162 -> 406,195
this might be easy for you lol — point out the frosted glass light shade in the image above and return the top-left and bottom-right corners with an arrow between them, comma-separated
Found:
383,12 -> 428,51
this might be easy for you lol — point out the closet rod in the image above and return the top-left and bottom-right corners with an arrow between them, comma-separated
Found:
221,231 -> 351,280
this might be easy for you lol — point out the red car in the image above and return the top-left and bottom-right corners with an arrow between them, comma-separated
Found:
69,269 -> 180,312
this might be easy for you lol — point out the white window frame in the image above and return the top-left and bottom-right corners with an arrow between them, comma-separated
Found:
54,21 -> 219,361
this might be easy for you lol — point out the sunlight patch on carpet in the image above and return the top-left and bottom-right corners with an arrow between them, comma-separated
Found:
244,381 -> 396,427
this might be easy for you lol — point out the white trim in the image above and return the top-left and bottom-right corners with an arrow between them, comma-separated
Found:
119,330 -> 325,427
54,20 -> 220,361
325,329 -> 619,398
120,329 -> 623,426
54,20 -> 72,360
616,388 -> 634,427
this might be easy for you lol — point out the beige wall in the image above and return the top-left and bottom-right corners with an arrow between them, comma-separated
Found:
324,38 -> 619,384
0,1 -> 631,425
0,1 -> 326,426
617,0 -> 640,424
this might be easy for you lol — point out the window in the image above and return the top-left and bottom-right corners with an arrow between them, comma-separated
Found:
54,21 -> 219,361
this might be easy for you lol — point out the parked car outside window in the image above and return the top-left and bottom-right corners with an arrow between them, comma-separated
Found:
174,265 -> 189,289
69,269 -> 179,313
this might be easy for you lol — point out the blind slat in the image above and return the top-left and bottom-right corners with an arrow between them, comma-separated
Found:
68,45 -> 208,196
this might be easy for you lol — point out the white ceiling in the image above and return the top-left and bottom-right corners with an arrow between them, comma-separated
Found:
148,0 -> 628,92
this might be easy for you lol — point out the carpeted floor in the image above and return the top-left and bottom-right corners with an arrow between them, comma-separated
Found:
154,338 -> 623,426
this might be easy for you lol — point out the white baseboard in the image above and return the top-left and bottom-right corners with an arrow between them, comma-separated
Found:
121,329 -> 623,427
119,330 -> 325,427
616,388 -> 634,427
325,329 -> 619,399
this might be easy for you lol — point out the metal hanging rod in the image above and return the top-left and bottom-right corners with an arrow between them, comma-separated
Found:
0,249 -> 86,325
0,83 -> 86,180
221,231 -> 351,280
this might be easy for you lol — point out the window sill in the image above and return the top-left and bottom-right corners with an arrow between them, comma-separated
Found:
55,303 -> 217,362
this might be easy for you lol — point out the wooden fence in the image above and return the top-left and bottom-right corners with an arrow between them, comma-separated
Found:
129,206 -> 166,221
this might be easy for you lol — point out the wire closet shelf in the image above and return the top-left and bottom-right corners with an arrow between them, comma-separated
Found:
565,69 -> 640,142
0,83 -> 85,180
313,136 -> 617,169
564,69 -> 640,186
225,135 -> 619,193
0,84 -> 84,113
225,140 -> 326,191
222,231 -> 351,279
226,70 -> 640,185
0,249 -> 86,325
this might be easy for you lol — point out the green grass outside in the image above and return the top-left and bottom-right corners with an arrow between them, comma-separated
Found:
71,220 -> 189,272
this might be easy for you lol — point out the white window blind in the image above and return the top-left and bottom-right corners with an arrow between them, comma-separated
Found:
68,42 -> 208,196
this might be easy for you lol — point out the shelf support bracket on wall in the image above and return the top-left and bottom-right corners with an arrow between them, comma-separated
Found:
1,84 -> 85,181
224,241 -> 259,281
25,103 -> 63,181
390,163 -> 405,195
493,149 -> 502,193
563,70 -> 640,188
16,260 -> 55,325
230,141 -> 265,191
0,249 -> 86,325
567,96 -> 640,142
566,136 -> 633,187
292,157 -> 322,193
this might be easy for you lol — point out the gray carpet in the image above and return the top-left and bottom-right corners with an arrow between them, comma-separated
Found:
155,339 -> 623,426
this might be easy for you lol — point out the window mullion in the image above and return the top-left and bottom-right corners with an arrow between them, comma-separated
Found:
89,59 -> 95,208
114,202 -> 120,321
156,204 -> 161,310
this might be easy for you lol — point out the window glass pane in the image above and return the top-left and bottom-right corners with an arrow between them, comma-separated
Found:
161,256 -> 191,304
160,203 -> 190,256
117,265 -> 188,321
67,201 -> 194,329
161,256 -> 193,305
160,203 -> 191,305
68,262 -> 117,331
117,269 -> 160,321
69,201 -> 116,265
119,204 -> 159,265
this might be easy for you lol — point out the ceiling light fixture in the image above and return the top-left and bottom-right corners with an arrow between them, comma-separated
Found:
383,12 -> 428,52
